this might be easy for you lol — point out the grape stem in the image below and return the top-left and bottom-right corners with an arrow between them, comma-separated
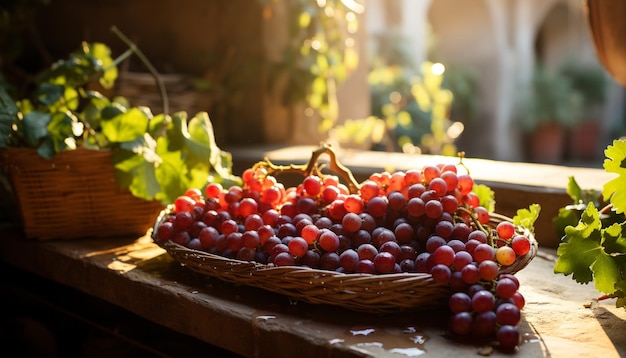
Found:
598,293 -> 618,301
255,143 -> 361,194
457,206 -> 490,239
599,203 -> 614,215
456,151 -> 470,175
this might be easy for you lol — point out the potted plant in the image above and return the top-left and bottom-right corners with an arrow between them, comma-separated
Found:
0,27 -> 241,240
516,65 -> 583,164
558,60 -> 609,162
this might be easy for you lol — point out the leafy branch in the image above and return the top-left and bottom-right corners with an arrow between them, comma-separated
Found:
554,139 -> 626,309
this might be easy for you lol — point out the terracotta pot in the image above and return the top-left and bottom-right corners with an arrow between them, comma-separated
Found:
528,122 -> 566,164
568,121 -> 601,162
586,1 -> 626,85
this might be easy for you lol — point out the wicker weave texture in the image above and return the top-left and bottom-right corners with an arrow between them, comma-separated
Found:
153,209 -> 538,313
1,147 -> 163,240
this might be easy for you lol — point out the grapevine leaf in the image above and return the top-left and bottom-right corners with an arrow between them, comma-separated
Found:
473,184 -> 495,213
602,222 -> 626,254
147,113 -> 168,137
567,176 -> 583,202
186,112 -> 216,168
167,111 -> 240,187
553,205 -> 583,237
188,112 -> 234,179
590,249 -> 621,294
554,203 -> 602,284
100,103 -> 126,120
112,135 -> 161,201
513,203 -> 541,233
101,107 -> 150,143
154,136 -> 190,204
602,140 -> 626,214
166,111 -> 187,152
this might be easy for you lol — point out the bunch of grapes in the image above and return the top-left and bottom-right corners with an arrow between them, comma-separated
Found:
154,161 -> 533,351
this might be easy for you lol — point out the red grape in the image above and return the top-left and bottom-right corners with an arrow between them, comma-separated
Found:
496,221 -> 516,240
303,175 -> 322,196
496,246 -> 516,266
511,235 -> 531,256
373,252 -> 396,273
497,325 -> 521,349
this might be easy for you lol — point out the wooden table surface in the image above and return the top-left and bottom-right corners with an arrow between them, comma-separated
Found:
1,224 -> 624,358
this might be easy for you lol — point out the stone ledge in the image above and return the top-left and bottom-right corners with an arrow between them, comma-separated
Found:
1,231 -> 624,357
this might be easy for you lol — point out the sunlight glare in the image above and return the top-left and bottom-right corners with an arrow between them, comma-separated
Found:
389,91 -> 402,104
431,62 -> 445,76
447,121 -> 465,139
324,6 -> 334,17
340,0 -> 365,14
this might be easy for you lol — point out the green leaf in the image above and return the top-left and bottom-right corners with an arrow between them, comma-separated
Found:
86,42 -> 118,89
147,113 -> 168,137
602,222 -> 626,254
154,136 -> 190,204
554,202 -> 602,284
567,176 -> 583,202
36,82 -> 64,106
513,203 -> 541,233
187,112 -> 219,163
112,135 -> 161,201
46,111 -> 80,152
166,112 -> 188,152
473,184 -> 495,212
591,249 -> 622,294
603,139 -> 626,214
81,92 -> 111,131
36,137 -> 57,158
553,205 -> 583,237
101,107 -> 149,143
21,111 -> 51,147
614,281 -> 626,309
100,103 -> 126,120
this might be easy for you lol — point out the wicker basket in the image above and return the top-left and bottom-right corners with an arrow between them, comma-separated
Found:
152,207 -> 538,313
115,71 -> 210,116
0,147 -> 163,240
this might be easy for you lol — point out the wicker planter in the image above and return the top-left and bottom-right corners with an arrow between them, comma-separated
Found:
0,147 -> 163,240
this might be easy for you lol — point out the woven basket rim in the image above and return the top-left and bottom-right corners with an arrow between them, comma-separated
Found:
151,206 -> 538,312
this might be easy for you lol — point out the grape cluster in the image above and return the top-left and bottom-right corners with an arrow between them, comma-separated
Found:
154,162 -> 532,350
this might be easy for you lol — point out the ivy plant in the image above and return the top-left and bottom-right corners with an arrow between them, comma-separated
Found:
0,29 -> 241,205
